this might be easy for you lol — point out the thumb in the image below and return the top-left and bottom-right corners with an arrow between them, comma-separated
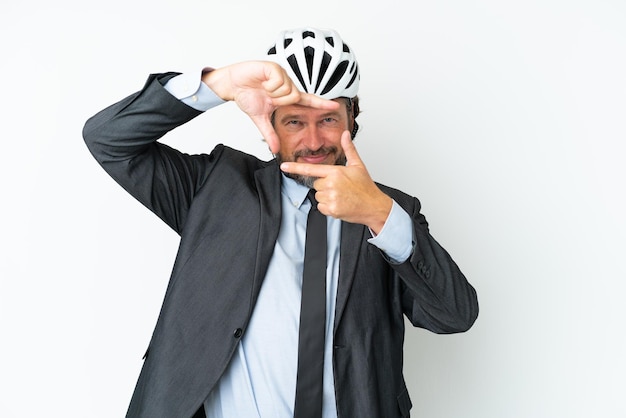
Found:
341,130 -> 362,166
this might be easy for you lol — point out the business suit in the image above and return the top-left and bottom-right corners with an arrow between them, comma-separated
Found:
83,72 -> 479,418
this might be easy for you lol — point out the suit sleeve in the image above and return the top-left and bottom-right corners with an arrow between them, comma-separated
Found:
382,186 -> 479,334
82,73 -> 221,234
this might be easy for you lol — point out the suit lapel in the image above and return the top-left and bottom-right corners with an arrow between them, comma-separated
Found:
250,163 -> 367,332
334,221 -> 366,330
250,162 -> 282,308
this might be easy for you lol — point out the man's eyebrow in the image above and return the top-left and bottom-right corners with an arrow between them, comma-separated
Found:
319,110 -> 343,118
278,113 -> 302,122
278,110 -> 343,123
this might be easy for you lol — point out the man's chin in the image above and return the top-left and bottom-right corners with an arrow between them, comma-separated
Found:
275,152 -> 346,189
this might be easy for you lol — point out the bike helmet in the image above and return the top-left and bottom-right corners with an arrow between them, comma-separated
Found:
266,27 -> 360,99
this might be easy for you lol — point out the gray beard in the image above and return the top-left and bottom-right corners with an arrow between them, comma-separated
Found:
275,149 -> 347,189
284,171 -> 317,189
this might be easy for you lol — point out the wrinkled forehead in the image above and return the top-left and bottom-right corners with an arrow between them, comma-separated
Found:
272,99 -> 348,120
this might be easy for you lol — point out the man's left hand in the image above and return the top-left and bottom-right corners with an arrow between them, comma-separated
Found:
280,131 -> 393,235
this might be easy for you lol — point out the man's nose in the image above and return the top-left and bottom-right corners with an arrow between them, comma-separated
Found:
301,125 -> 324,150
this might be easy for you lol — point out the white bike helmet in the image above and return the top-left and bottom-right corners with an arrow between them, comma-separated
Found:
267,27 -> 360,99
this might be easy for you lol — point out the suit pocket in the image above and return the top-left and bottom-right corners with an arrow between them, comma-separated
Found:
397,384 -> 413,418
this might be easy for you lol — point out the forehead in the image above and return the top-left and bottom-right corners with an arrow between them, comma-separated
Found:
274,100 -> 347,120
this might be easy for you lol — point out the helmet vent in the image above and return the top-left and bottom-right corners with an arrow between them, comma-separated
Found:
321,60 -> 349,96
304,46 -> 315,83
287,54 -> 308,93
346,63 -> 359,90
315,52 -> 332,92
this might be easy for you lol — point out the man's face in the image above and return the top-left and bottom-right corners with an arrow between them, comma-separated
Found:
274,99 -> 351,188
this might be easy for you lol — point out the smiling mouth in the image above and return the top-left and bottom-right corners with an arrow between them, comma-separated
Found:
295,146 -> 337,164
299,153 -> 330,164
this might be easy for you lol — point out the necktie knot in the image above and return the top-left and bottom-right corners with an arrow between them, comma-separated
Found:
307,189 -> 318,210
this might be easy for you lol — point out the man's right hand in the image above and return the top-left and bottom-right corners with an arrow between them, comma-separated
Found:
201,61 -> 339,154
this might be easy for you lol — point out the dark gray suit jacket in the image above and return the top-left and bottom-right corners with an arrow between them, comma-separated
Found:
83,73 -> 479,418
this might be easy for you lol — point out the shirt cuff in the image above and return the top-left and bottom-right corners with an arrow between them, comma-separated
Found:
163,69 -> 226,111
367,200 -> 414,264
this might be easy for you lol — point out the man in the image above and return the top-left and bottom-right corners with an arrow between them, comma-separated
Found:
83,27 -> 478,418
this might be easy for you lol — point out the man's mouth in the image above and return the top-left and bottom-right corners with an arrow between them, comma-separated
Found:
295,147 -> 337,164
299,153 -> 329,164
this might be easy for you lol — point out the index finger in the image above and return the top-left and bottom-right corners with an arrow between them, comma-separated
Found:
297,92 -> 341,110
279,161 -> 335,178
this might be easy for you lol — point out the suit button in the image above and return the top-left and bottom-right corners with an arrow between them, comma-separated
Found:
233,328 -> 243,338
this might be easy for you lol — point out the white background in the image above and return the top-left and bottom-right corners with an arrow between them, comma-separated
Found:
1,1 -> 625,417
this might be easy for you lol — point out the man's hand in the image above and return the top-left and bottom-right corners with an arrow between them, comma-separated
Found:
280,131 -> 393,235
202,61 -> 339,154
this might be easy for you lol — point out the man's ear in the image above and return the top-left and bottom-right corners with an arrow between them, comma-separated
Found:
348,96 -> 360,140
350,120 -> 359,140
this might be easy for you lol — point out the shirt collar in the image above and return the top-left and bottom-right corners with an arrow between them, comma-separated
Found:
281,174 -> 310,209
